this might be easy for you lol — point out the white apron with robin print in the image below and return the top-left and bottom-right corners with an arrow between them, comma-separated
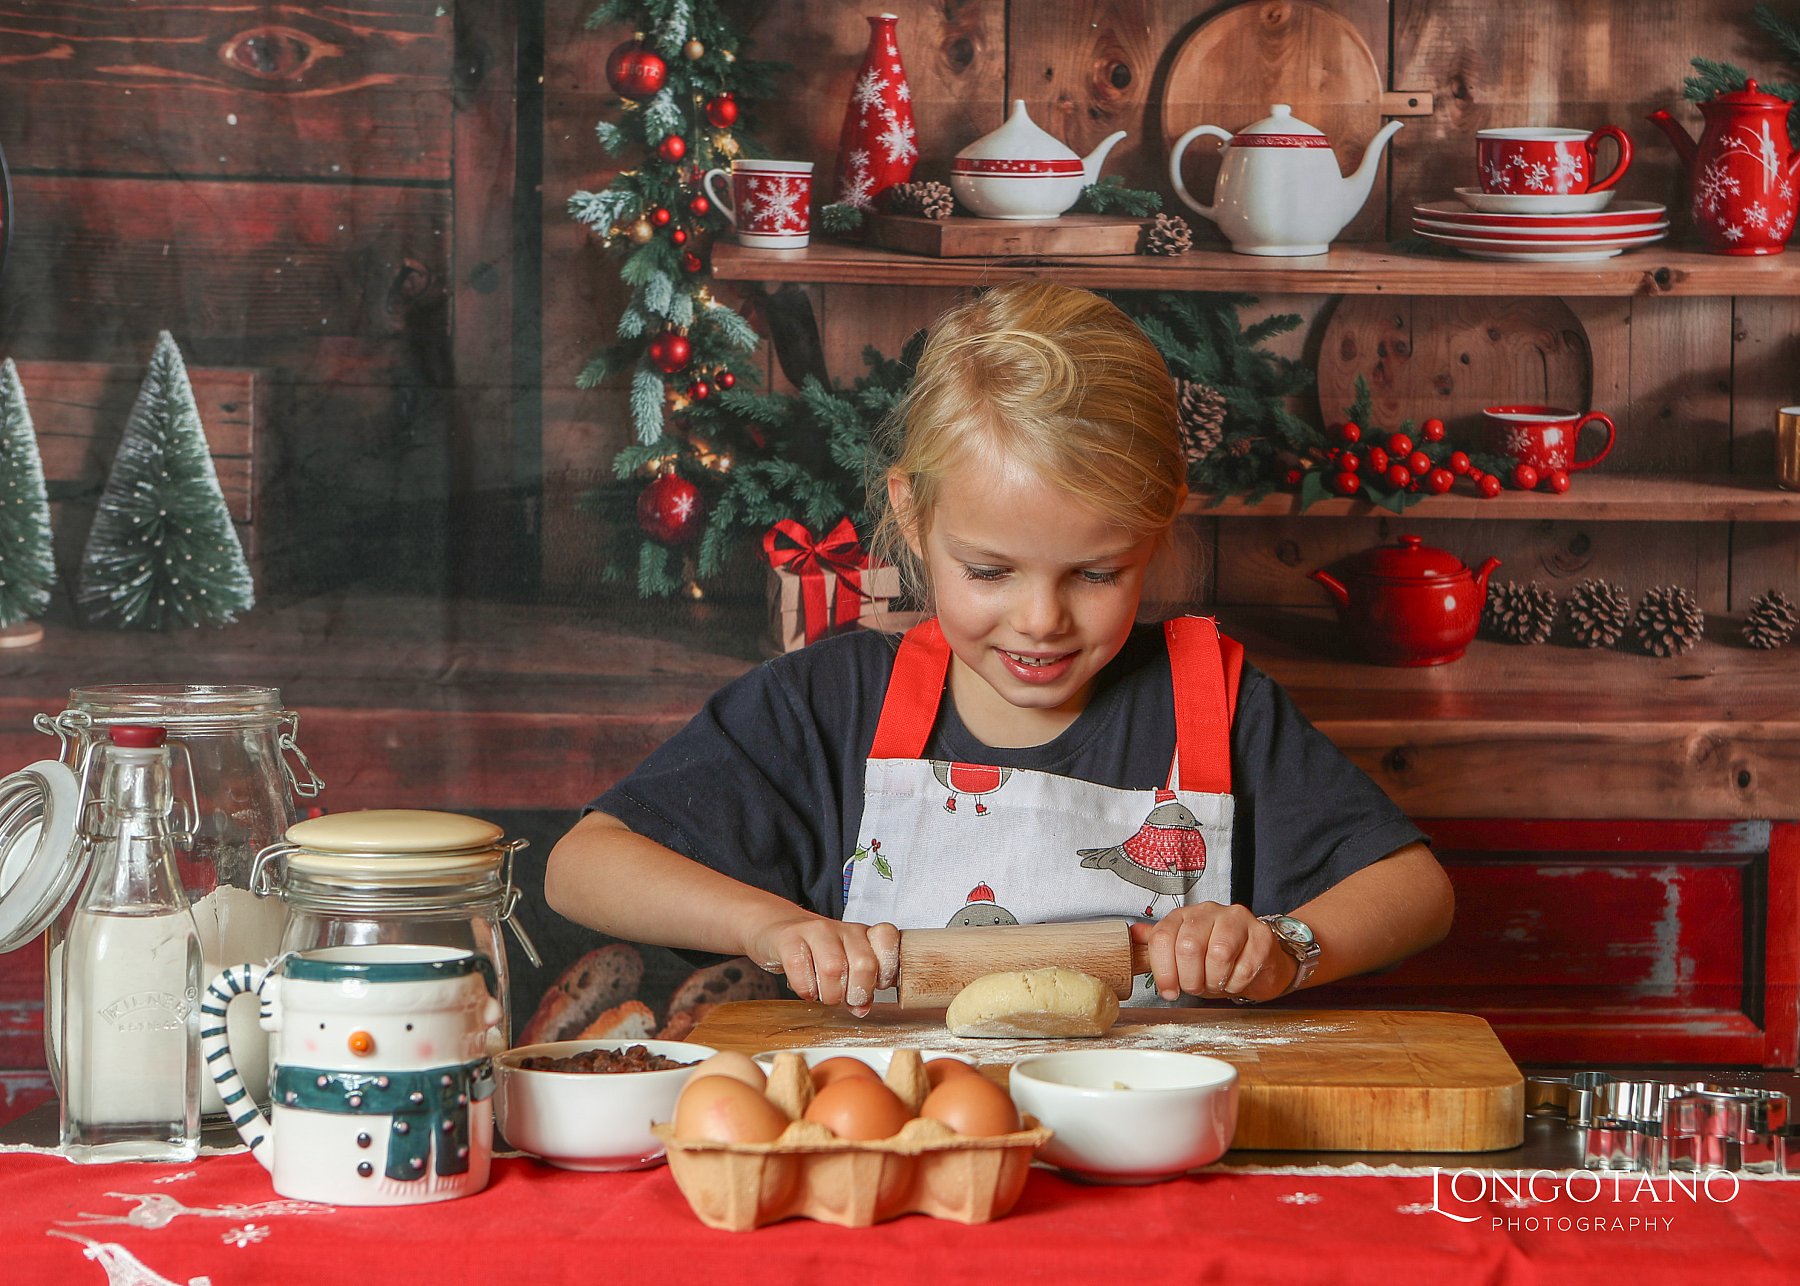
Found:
842,616 -> 1242,1006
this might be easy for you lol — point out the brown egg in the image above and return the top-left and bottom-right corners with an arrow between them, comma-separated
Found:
809,1056 -> 880,1089
802,1077 -> 913,1140
919,1072 -> 1022,1137
924,1056 -> 980,1088
672,1073 -> 789,1143
689,1050 -> 767,1091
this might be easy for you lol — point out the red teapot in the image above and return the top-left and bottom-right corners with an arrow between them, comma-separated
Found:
1649,80 -> 1800,255
1309,535 -> 1501,667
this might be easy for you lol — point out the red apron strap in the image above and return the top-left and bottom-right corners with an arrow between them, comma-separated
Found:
1165,616 -> 1240,794
870,618 -> 951,760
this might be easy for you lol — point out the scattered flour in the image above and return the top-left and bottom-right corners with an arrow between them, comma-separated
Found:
754,1016 -> 1353,1063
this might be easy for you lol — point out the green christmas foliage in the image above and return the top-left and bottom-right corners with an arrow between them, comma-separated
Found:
75,332 -> 254,630
0,358 -> 56,627
1079,177 -> 1163,217
1684,4 -> 1800,144
1123,292 -> 1315,504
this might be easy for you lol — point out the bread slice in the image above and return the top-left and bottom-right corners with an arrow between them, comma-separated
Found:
519,943 -> 646,1044
665,957 -> 780,1021
576,999 -> 657,1041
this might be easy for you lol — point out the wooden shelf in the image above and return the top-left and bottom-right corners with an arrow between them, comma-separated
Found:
2,595 -> 1794,823
1192,473 -> 1800,522
713,240 -> 1800,297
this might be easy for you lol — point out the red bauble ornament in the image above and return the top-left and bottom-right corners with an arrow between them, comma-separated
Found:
717,370 -> 736,389
670,228 -> 688,244
681,251 -> 703,273
636,473 -> 703,546
689,380 -> 712,401
606,40 -> 668,98
689,194 -> 711,216
704,93 -> 740,129
651,333 -> 691,374
657,134 -> 688,162
650,207 -> 672,226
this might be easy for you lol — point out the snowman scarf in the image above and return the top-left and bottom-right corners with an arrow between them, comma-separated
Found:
273,1060 -> 495,1180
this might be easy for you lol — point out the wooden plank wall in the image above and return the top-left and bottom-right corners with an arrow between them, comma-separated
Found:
539,0 -> 1800,620
0,1 -> 509,598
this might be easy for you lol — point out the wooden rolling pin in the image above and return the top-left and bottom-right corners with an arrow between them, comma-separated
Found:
896,921 -> 1150,1008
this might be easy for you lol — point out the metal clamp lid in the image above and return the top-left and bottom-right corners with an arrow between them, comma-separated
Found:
0,761 -> 84,954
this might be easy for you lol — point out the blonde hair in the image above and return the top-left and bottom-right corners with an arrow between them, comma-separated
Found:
869,281 -> 1196,613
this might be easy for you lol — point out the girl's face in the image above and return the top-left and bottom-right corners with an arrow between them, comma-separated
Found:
892,460 -> 1165,747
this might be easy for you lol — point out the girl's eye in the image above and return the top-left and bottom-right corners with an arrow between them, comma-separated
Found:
1080,569 -> 1121,585
960,564 -> 1007,581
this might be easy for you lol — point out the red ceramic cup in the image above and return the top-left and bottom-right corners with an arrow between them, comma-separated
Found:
702,159 -> 813,249
1483,405 -> 1617,473
1477,127 -> 1633,196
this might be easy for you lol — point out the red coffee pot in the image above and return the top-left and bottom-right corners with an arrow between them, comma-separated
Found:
1309,534 -> 1501,667
1649,80 -> 1800,255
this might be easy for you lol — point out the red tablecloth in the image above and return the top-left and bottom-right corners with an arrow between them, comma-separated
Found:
1,1149 -> 1794,1284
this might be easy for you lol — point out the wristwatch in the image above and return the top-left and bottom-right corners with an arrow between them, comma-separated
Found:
1242,914 -> 1320,1001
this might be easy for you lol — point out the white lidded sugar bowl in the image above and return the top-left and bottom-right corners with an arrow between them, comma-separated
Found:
951,99 -> 1126,219
1168,103 -> 1401,255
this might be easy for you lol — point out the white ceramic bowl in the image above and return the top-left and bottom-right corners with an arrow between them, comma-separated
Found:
1008,1049 -> 1239,1183
752,1046 -> 978,1076
496,1038 -> 715,1171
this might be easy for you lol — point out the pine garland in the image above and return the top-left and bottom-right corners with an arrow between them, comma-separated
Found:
74,332 -> 254,629
0,358 -> 56,628
1684,4 -> 1800,144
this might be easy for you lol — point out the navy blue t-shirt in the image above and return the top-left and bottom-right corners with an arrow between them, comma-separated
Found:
591,624 -> 1426,922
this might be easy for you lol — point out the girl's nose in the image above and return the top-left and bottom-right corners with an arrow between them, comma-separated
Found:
347,1030 -> 376,1057
1014,581 -> 1069,640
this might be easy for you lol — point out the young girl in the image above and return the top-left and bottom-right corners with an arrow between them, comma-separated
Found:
546,281 -> 1454,1017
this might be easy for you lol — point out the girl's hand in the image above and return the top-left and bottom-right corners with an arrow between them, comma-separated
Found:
1131,903 -> 1297,1003
747,914 -> 901,1018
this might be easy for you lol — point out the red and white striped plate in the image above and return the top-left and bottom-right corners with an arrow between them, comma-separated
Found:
1414,198 -> 1668,233
1416,226 -> 1667,261
1414,217 -> 1670,243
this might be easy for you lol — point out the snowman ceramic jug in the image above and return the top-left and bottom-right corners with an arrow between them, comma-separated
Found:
202,944 -> 502,1206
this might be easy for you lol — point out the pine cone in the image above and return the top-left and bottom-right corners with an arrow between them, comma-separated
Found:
1177,380 -> 1227,462
882,180 -> 954,220
1743,589 -> 1798,650
1144,212 -> 1193,256
1633,585 -> 1705,657
1564,578 -> 1631,649
1483,580 -> 1557,644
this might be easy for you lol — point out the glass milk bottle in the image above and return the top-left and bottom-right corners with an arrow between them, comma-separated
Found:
38,684 -> 320,1119
59,725 -> 203,1162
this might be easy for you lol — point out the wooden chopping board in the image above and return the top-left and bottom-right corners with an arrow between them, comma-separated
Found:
690,1001 -> 1524,1154
862,212 -> 1148,258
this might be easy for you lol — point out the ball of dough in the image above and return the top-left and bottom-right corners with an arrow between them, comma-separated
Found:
945,967 -> 1121,1039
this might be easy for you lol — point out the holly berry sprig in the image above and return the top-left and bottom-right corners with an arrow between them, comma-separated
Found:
1291,416 -> 1520,511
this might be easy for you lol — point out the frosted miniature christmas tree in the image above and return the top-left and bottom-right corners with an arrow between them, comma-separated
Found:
0,358 -> 56,631
75,332 -> 255,629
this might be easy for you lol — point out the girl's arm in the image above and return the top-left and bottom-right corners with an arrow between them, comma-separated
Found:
544,811 -> 900,1016
1134,842 -> 1454,1002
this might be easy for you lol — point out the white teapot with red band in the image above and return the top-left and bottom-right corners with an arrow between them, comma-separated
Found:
952,99 -> 1126,220
1168,103 -> 1401,256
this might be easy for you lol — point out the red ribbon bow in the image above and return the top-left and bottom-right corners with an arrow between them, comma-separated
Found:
763,517 -> 869,646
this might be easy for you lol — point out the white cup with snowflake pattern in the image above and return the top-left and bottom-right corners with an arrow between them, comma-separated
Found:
704,159 -> 814,248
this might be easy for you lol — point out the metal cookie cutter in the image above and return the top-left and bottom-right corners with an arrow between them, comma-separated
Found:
1581,1080 -> 1672,1173
1525,1071 -> 1616,1127
1664,1084 -> 1790,1176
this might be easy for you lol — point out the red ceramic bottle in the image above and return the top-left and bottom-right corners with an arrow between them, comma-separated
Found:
836,13 -> 918,208
1650,80 -> 1800,255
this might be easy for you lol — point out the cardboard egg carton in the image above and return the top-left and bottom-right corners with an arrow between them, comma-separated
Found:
652,1049 -> 1051,1230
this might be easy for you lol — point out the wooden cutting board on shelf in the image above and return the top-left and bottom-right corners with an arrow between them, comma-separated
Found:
862,212 -> 1148,258
689,1002 -> 1524,1153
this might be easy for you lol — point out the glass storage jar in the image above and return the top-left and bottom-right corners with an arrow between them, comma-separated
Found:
250,809 -> 541,1052
29,684 -> 322,1119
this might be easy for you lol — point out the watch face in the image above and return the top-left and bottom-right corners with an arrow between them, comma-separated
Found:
1268,914 -> 1314,947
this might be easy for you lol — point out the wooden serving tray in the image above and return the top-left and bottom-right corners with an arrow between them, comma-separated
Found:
862,212 -> 1148,258
689,1002 -> 1525,1153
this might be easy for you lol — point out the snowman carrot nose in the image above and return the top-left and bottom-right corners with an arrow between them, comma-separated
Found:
347,1030 -> 376,1057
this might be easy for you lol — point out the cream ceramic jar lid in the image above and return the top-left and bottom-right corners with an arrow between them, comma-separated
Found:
281,809 -> 507,888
